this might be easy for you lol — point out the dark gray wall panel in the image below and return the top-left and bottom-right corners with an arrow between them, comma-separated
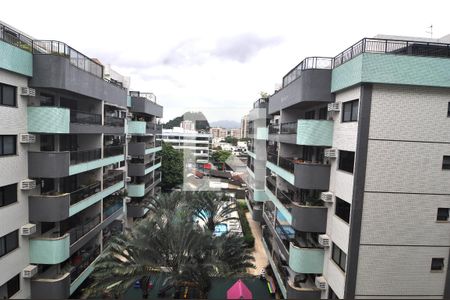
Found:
31,274 -> 71,299
291,205 -> 327,232
29,194 -> 70,222
131,97 -> 163,117
28,151 -> 70,178
294,164 -> 330,190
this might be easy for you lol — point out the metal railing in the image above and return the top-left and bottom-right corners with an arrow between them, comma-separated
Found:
280,122 -> 297,134
69,181 -> 101,205
104,145 -> 124,158
129,91 -> 157,103
282,57 -> 333,87
69,246 -> 101,283
68,214 -> 101,245
70,110 -> 101,125
33,40 -> 103,78
277,189 -> 294,207
253,98 -> 268,109
104,115 -> 125,127
103,171 -> 124,189
0,24 -> 33,52
278,156 -> 295,173
268,124 -> 280,134
333,37 -> 450,68
70,148 -> 101,165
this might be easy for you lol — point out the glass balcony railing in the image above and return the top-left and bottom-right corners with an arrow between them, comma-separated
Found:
70,148 -> 101,165
103,171 -> 124,189
269,124 -> 280,134
278,156 -> 295,173
282,57 -> 333,87
70,110 -> 101,125
67,214 -> 101,245
267,152 -> 278,165
103,196 -> 123,220
69,181 -> 101,206
103,145 -> 124,158
68,245 -> 101,283
104,115 -> 125,127
266,176 -> 277,195
280,122 -> 297,134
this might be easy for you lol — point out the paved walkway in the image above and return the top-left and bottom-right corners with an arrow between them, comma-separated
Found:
246,212 -> 268,276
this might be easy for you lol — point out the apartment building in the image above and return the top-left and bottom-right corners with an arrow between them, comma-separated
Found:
160,127 -> 211,164
0,22 -> 162,299
241,114 -> 249,139
228,128 -> 241,139
210,127 -> 228,139
253,35 -> 450,299
244,98 -> 269,222
127,91 -> 163,222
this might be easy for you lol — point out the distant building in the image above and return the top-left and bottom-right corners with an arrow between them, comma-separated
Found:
240,114 -> 249,139
160,127 -> 211,164
228,128 -> 241,139
180,120 -> 195,131
210,127 -> 228,139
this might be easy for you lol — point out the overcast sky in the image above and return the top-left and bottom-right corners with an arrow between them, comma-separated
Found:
1,0 -> 448,122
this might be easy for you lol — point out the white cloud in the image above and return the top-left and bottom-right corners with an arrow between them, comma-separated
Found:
1,0 -> 449,122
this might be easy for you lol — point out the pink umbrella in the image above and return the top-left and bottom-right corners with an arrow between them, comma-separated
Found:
227,279 -> 253,299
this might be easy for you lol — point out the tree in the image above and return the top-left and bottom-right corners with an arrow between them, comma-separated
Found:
224,136 -> 238,146
260,91 -> 270,98
189,191 -> 240,232
211,150 -> 232,164
83,192 -> 254,298
160,142 -> 183,192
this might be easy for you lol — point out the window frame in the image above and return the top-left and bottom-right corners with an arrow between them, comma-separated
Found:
0,83 -> 17,107
442,156 -> 450,170
332,243 -> 347,272
0,230 -> 19,258
6,274 -> 20,298
437,208 -> 450,222
338,150 -> 355,174
335,197 -> 351,223
431,258 -> 445,271
342,99 -> 359,122
0,135 -> 17,156
0,183 -> 17,208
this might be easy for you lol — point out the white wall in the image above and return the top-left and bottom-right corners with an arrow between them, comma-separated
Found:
0,69 -> 30,298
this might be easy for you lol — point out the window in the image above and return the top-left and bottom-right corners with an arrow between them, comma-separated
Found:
338,150 -> 355,173
437,208 -> 449,221
431,258 -> 445,271
0,84 -> 16,107
0,230 -> 19,258
0,274 -> 20,298
332,243 -> 347,272
0,136 -> 16,156
305,110 -> 316,120
319,107 -> 328,120
0,184 -> 17,208
448,102 -> 450,117
335,197 -> 351,223
443,156 -> 450,170
342,99 -> 359,122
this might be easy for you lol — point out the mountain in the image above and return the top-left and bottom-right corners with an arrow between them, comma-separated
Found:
163,111 -> 210,130
210,120 -> 240,129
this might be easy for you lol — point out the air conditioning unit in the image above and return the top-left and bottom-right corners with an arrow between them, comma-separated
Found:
19,134 -> 36,144
324,148 -> 337,158
22,265 -> 38,278
126,155 -> 132,161
20,179 -> 36,190
126,133 -> 132,139
320,191 -> 334,203
327,102 -> 340,112
20,223 -> 36,236
315,276 -> 327,290
20,87 -> 36,97
125,176 -> 131,182
124,196 -> 131,203
318,234 -> 330,247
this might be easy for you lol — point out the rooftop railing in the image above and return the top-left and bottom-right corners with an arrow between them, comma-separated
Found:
333,37 -> 450,68
253,98 -> 268,109
0,24 -> 33,52
282,57 -> 333,87
129,91 -> 157,103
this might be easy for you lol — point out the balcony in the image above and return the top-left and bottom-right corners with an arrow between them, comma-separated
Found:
127,172 -> 161,197
30,233 -> 71,264
67,214 -> 101,247
128,141 -> 162,156
127,203 -> 149,218
0,24 -> 33,76
128,157 -> 162,176
27,106 -> 70,134
103,170 -> 124,189
104,145 -> 124,158
294,162 -> 330,190
289,242 -> 324,274
68,245 -> 101,294
130,93 -> 163,118
104,115 -> 125,127
103,196 -> 124,220
269,57 -> 332,114
296,120 -> 333,147
31,267 -> 71,299
30,40 -> 126,106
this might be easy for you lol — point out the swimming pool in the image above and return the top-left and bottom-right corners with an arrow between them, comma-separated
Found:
213,223 -> 228,236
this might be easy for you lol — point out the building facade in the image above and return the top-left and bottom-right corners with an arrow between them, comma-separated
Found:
241,114 -> 249,139
0,21 -> 162,299
250,35 -> 450,299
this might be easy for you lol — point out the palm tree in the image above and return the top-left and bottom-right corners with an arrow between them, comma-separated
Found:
83,198 -> 254,298
189,191 -> 240,232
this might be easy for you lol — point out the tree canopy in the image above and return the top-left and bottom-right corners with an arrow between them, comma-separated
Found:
160,142 -> 183,191
211,150 -> 232,164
